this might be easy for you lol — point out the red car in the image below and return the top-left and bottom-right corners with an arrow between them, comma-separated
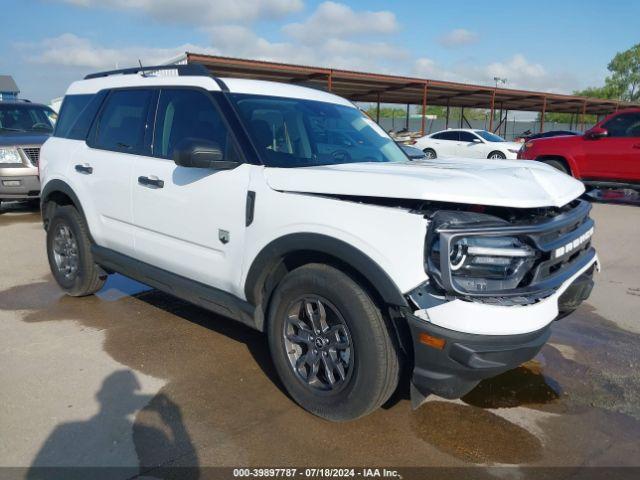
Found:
518,108 -> 640,189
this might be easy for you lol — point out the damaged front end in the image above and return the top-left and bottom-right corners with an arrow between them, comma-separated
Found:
404,199 -> 598,407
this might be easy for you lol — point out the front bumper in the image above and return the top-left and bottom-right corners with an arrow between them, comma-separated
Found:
407,259 -> 596,400
0,173 -> 40,199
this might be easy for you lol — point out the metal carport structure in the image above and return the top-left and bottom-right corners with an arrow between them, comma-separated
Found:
178,53 -> 640,135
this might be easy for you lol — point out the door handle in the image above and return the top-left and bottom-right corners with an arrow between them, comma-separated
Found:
75,163 -> 93,174
138,175 -> 164,188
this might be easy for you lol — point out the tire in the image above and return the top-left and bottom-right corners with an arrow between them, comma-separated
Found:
46,205 -> 106,297
488,151 -> 506,159
423,148 -> 437,159
542,159 -> 569,175
267,263 -> 400,421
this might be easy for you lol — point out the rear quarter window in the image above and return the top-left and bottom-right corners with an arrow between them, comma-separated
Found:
54,93 -> 105,140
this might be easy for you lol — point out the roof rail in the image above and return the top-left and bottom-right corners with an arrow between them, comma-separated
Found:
84,63 -> 210,80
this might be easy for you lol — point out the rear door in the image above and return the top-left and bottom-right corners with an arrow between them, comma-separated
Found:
131,88 -> 251,293
73,88 -> 153,256
430,131 -> 460,157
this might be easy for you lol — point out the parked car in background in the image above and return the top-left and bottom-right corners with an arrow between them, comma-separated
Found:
518,108 -> 640,190
515,130 -> 579,143
0,100 -> 56,207
414,129 -> 522,159
399,143 -> 426,159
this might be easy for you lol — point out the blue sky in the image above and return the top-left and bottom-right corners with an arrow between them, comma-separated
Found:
2,0 -> 638,104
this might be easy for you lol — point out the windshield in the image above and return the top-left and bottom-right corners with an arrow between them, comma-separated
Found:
0,104 -> 56,134
230,94 -> 408,167
475,130 -> 505,142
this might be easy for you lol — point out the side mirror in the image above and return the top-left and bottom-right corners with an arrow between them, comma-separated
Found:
472,138 -> 483,143
173,138 -> 240,170
585,127 -> 608,140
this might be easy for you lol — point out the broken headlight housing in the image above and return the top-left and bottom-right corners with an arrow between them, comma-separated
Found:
425,210 -> 540,296
425,201 -> 596,299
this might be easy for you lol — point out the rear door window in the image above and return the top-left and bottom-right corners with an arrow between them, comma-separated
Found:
434,131 -> 460,141
91,89 -> 153,154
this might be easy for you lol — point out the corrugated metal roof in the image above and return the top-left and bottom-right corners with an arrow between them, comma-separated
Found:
184,53 -> 639,115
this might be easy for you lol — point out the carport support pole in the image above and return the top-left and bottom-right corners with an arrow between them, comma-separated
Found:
489,90 -> 496,131
406,103 -> 410,130
580,102 -> 587,132
445,99 -> 450,129
540,96 -> 547,133
376,93 -> 381,123
421,83 -> 428,136
327,69 -> 333,92
460,107 -> 464,128
503,110 -> 509,138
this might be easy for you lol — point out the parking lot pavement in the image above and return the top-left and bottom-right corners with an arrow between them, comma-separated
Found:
1,198 -> 639,477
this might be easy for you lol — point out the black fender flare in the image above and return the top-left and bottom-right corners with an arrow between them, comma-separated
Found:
244,233 -> 409,310
40,179 -> 88,231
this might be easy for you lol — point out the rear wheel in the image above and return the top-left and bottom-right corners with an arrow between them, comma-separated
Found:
46,205 -> 106,296
488,151 -> 506,159
267,264 -> 400,421
541,159 -> 570,175
423,148 -> 437,159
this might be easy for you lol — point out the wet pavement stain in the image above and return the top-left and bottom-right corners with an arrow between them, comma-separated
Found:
462,361 -> 561,409
411,401 -> 542,464
3,274 -> 640,467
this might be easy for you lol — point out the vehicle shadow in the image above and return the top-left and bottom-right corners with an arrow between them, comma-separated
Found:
0,199 -> 41,225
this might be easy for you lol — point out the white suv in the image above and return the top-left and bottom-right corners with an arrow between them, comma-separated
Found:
40,65 -> 598,421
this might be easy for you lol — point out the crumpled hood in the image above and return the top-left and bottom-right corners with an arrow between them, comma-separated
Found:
264,158 -> 585,208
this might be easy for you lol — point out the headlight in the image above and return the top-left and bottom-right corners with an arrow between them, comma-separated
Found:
431,235 -> 536,293
0,147 -> 21,164
425,210 -> 539,296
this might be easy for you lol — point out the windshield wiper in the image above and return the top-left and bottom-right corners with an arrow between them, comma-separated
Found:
0,127 -> 27,132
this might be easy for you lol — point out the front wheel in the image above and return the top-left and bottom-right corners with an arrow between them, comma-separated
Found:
46,205 -> 106,296
267,264 -> 400,421
542,159 -> 570,175
488,151 -> 506,159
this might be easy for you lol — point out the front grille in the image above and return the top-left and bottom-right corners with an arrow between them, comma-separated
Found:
20,147 -> 40,166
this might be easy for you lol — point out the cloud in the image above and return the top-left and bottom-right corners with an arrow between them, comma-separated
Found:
438,29 -> 478,48
282,1 -> 398,42
19,33 -> 216,70
208,26 -> 405,70
58,0 -> 303,25
412,54 -> 580,93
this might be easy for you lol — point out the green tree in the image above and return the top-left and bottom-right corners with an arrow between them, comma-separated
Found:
606,43 -> 640,101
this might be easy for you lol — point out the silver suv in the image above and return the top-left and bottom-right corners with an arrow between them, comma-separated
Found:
0,100 -> 56,207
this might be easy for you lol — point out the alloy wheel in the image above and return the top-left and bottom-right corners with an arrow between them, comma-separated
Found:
52,223 -> 80,280
283,296 -> 353,392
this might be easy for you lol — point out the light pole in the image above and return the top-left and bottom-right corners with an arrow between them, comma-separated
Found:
493,76 -> 507,88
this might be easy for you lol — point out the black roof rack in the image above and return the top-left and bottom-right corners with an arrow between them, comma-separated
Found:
84,63 -> 210,80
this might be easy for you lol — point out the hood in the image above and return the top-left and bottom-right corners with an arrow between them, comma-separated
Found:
502,141 -> 524,151
264,158 -> 585,209
0,131 -> 50,147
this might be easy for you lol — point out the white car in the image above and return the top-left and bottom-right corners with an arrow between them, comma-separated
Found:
40,65 -> 597,421
414,128 -> 523,159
